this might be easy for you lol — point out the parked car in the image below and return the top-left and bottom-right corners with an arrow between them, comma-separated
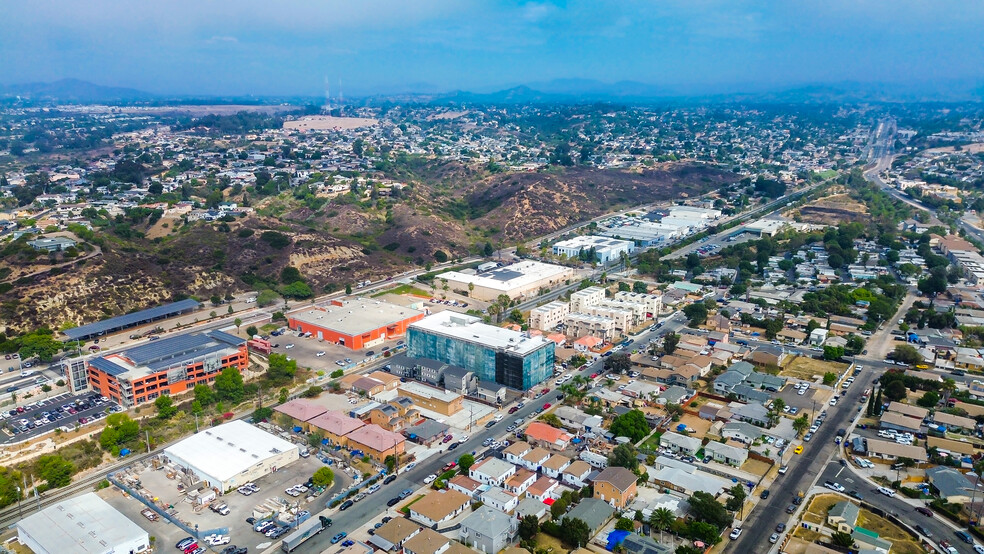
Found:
729,528 -> 742,540
331,532 -> 348,544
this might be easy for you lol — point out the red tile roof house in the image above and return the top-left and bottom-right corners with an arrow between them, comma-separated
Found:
272,398 -> 328,431
524,422 -> 572,450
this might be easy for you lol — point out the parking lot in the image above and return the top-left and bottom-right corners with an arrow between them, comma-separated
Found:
774,382 -> 835,418
0,391 -> 122,443
108,445 -> 348,552
266,325 -> 406,376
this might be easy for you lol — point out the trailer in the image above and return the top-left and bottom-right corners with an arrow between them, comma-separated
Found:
281,516 -> 331,552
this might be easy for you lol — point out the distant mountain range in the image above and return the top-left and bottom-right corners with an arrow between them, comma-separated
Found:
2,77 -> 982,105
0,78 -> 156,103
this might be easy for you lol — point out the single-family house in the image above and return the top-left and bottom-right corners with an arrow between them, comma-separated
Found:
481,487 -> 519,513
926,466 -> 982,504
459,506 -> 516,554
826,501 -> 860,533
524,422 -> 572,450
659,431 -> 701,456
592,466 -> 638,509
721,421 -> 763,444
505,468 -> 537,496
562,460 -> 593,488
526,476 -> 560,502
470,457 -> 518,487
408,489 -> 472,528
705,441 -> 748,467
541,454 -> 571,479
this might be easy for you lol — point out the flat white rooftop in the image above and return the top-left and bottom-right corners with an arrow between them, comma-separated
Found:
410,312 -> 551,356
436,260 -> 571,293
553,235 -> 634,251
17,492 -> 147,554
290,299 -> 423,335
164,420 -> 297,482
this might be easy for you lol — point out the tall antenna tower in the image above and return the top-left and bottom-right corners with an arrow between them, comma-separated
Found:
323,76 -> 332,114
338,78 -> 343,105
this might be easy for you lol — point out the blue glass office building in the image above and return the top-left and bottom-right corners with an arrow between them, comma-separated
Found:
407,312 -> 554,390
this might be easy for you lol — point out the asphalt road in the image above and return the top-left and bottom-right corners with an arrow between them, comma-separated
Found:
817,460 -> 979,554
726,363 -> 877,553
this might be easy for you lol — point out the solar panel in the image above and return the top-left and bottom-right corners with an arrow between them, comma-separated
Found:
63,299 -> 201,340
208,330 -> 245,346
88,357 -> 128,377
126,334 -> 211,365
145,344 -> 230,371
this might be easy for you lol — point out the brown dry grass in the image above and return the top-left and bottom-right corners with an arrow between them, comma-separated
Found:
742,458 -> 773,477
856,510 -> 924,554
781,356 -> 848,381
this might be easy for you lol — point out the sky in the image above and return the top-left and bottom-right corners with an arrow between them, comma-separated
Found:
2,0 -> 984,97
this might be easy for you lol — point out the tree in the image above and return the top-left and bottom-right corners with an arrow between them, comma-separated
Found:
559,517 -> 590,548
609,410 -> 650,443
0,467 -> 22,509
99,413 -> 139,452
234,318 -> 242,331
214,367 -> 245,403
649,507 -> 674,543
918,271 -> 947,296
194,384 -> 215,406
873,387 -> 883,415
483,242 -> 495,257
683,302 -> 708,326
822,346 -> 844,361
345,283 -> 352,295
675,546 -> 704,554
191,400 -> 203,416
519,514 -> 540,540
246,325 -> 258,337
154,395 -> 177,419
917,391 -> 940,408
822,372 -> 837,386
312,467 -> 334,488
268,353 -> 298,382
633,281 -> 648,294
458,453 -> 475,473
725,483 -> 746,512
615,518 -> 635,531
550,496 -> 569,520
663,333 -> 680,355
892,344 -> 923,365
884,380 -> 908,402
831,531 -> 855,548
687,491 -> 732,529
607,443 -> 640,472
866,389 -> 876,417
604,352 -> 632,373
17,329 -> 61,362
792,414 -> 810,436
37,454 -> 73,488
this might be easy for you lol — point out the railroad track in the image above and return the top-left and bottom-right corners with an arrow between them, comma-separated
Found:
0,447 -> 162,529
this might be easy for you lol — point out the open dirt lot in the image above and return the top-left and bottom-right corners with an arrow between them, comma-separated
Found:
781,356 -> 848,382
284,116 -> 378,130
741,458 -> 773,478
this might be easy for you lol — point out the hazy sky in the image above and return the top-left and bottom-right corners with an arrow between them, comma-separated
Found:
3,0 -> 984,96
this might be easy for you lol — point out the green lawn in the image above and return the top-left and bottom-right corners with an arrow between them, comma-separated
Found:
373,284 -> 431,297
640,431 -> 663,451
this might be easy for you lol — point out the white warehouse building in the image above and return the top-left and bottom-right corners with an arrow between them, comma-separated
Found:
552,236 -> 635,264
17,493 -> 150,554
164,420 -> 299,492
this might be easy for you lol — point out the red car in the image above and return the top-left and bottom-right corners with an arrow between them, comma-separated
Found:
940,539 -> 951,549
508,406 -> 519,414
542,403 -> 551,410
442,435 -> 453,443
442,462 -> 456,472
590,373 -> 598,379
915,507 -> 932,516
541,388 -> 549,394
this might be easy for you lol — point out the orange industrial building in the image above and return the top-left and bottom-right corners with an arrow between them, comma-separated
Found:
87,330 -> 248,407
287,299 -> 425,351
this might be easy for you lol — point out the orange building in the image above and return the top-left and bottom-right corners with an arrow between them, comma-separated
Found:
592,466 -> 638,508
87,330 -> 248,407
287,299 -> 425,351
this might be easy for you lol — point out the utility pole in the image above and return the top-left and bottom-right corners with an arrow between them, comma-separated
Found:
145,430 -> 151,454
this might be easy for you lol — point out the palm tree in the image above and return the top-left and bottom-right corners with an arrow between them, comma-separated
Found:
942,378 -> 957,406
649,507 -> 674,543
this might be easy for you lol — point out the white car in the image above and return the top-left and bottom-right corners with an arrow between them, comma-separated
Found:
458,435 -> 468,443
829,398 -> 838,406
316,351 -> 326,357
729,528 -> 742,540
877,486 -> 896,497
285,344 -> 295,349
204,534 -> 230,546
423,474 -> 437,484
404,462 -> 416,472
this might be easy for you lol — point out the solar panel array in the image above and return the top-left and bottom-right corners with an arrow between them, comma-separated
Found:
63,299 -> 201,340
